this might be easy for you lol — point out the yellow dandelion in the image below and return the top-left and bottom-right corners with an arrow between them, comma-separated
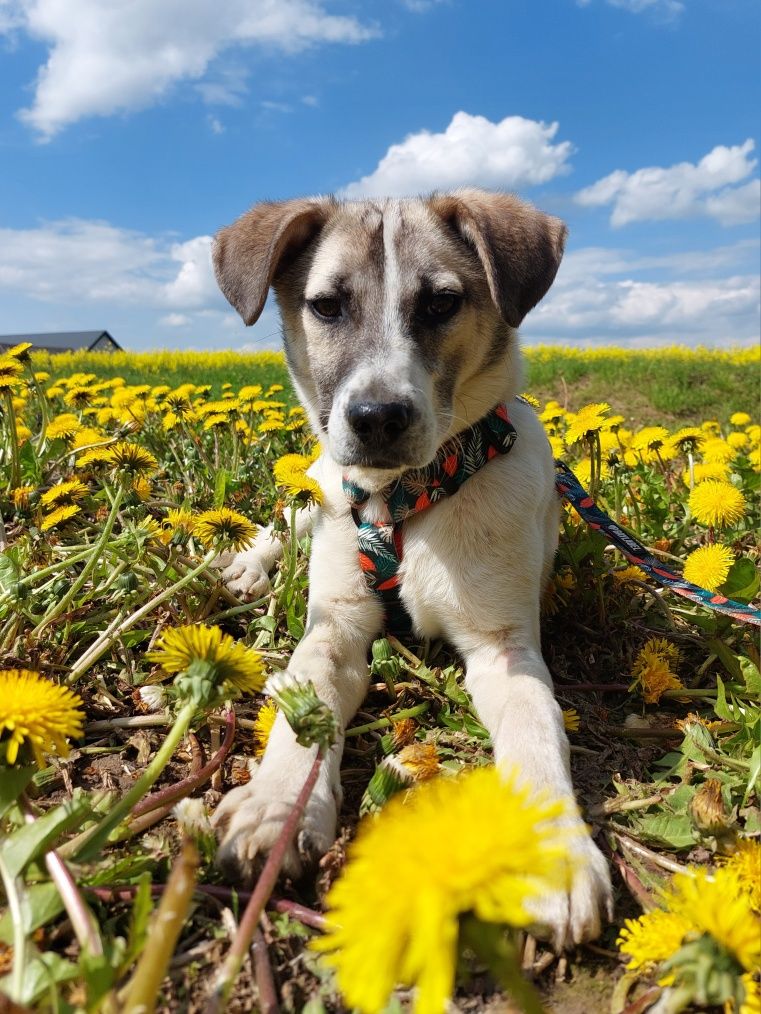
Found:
0,356 -> 24,393
630,640 -> 684,704
312,766 -> 574,1014
671,427 -> 704,451
668,867 -> 761,972
41,504 -> 82,531
562,708 -> 580,732
618,907 -> 694,972
238,385 -> 262,400
604,414 -> 626,433
730,412 -> 752,427
689,481 -> 746,528
4,341 -> 33,361
258,418 -> 285,433
34,371 -> 50,382
265,384 -> 284,395
147,624 -> 264,697
702,438 -> 736,464
739,973 -> 761,1014
40,479 -> 89,508
746,424 -> 760,446
727,431 -> 749,451
520,392 -> 540,408
194,507 -> 257,551
63,385 -> 96,409
721,840 -> 761,912
160,508 -> 196,543
540,402 -> 566,426
103,441 -> 158,476
45,414 -> 84,441
254,699 -> 278,758
202,413 -> 229,430
75,445 -> 115,468
682,461 -> 731,486
0,670 -> 84,767
683,543 -> 734,592
611,565 -> 648,584
630,426 -> 674,462
11,486 -> 34,510
132,476 -> 152,501
701,420 -> 722,435
46,385 -> 66,400
273,454 -> 322,504
572,458 -> 610,488
564,402 -> 610,444
547,435 -> 565,459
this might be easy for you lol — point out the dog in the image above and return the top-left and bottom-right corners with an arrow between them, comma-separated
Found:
210,189 -> 613,948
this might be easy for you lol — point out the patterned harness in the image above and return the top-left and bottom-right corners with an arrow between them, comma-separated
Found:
343,404 -> 761,638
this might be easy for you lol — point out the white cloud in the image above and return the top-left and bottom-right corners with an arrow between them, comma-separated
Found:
0,218 -> 217,310
341,112 -> 574,198
160,313 -> 192,327
5,0 -> 377,138
576,140 -> 759,226
523,242 -> 760,345
577,0 -> 684,21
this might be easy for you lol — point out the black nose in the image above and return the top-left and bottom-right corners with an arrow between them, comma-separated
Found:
347,401 -> 413,447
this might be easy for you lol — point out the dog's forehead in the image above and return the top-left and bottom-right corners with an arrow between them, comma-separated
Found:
305,199 -> 461,296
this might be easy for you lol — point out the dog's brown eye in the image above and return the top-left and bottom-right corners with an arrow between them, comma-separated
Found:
310,297 -> 342,320
426,292 -> 461,319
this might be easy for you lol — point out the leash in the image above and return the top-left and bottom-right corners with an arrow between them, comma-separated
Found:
555,459 -> 761,627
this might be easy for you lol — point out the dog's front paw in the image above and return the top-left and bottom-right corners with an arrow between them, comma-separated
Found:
526,832 -> 612,950
212,773 -> 337,884
211,547 -> 272,601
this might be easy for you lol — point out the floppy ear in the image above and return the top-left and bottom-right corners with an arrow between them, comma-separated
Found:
212,197 -> 336,325
429,189 -> 567,328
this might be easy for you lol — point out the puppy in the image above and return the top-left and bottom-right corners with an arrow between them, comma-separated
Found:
211,189 -> 612,948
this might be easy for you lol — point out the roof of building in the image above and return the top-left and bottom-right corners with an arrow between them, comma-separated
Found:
0,330 -> 121,351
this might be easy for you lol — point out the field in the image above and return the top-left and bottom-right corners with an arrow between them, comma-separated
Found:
0,343 -> 759,1014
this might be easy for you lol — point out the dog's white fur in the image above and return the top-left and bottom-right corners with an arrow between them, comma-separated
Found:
211,190 -> 613,949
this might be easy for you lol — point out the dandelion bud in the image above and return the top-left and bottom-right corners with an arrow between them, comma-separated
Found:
361,743 -> 440,813
370,638 -> 401,686
266,675 -> 336,753
689,779 -> 735,838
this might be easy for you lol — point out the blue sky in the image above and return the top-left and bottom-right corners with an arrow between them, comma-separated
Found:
0,0 -> 758,351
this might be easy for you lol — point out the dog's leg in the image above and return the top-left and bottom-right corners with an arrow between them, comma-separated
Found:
462,639 -> 613,949
212,503 -> 316,600
214,513 -> 381,882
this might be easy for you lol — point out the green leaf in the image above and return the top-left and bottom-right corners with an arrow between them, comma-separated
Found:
739,657 -> 761,696
214,468 -> 231,507
80,951 -> 116,1008
0,882 -> 64,944
0,950 -> 78,1006
0,797 -> 92,879
631,812 -> 697,849
119,872 -> 153,973
707,639 -> 743,682
0,765 -> 35,820
721,556 -> 760,603
713,676 -> 734,722
744,743 -> 761,806
0,550 -> 22,598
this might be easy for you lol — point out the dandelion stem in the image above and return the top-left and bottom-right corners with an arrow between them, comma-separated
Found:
344,703 -> 430,737
67,550 -> 217,682
205,752 -> 323,1012
0,852 -> 28,1003
60,699 -> 198,860
19,794 -> 105,960
121,839 -> 200,1014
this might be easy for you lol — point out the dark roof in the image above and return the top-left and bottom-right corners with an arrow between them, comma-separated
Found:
0,330 -> 121,352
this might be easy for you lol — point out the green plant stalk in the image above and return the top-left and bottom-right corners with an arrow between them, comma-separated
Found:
20,794 -> 104,960
59,699 -> 198,861
344,703 -> 430,737
67,549 -> 217,683
121,839 -> 200,1014
459,917 -> 546,1014
32,483 -> 124,637
205,752 -> 323,1012
3,389 -> 21,489
0,852 -> 28,1003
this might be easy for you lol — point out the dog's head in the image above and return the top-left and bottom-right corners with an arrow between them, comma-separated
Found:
213,189 -> 565,486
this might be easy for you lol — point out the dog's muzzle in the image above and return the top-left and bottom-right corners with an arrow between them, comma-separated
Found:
346,400 -> 415,455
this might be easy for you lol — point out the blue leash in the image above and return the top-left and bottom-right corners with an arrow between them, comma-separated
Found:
555,459 -> 761,628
